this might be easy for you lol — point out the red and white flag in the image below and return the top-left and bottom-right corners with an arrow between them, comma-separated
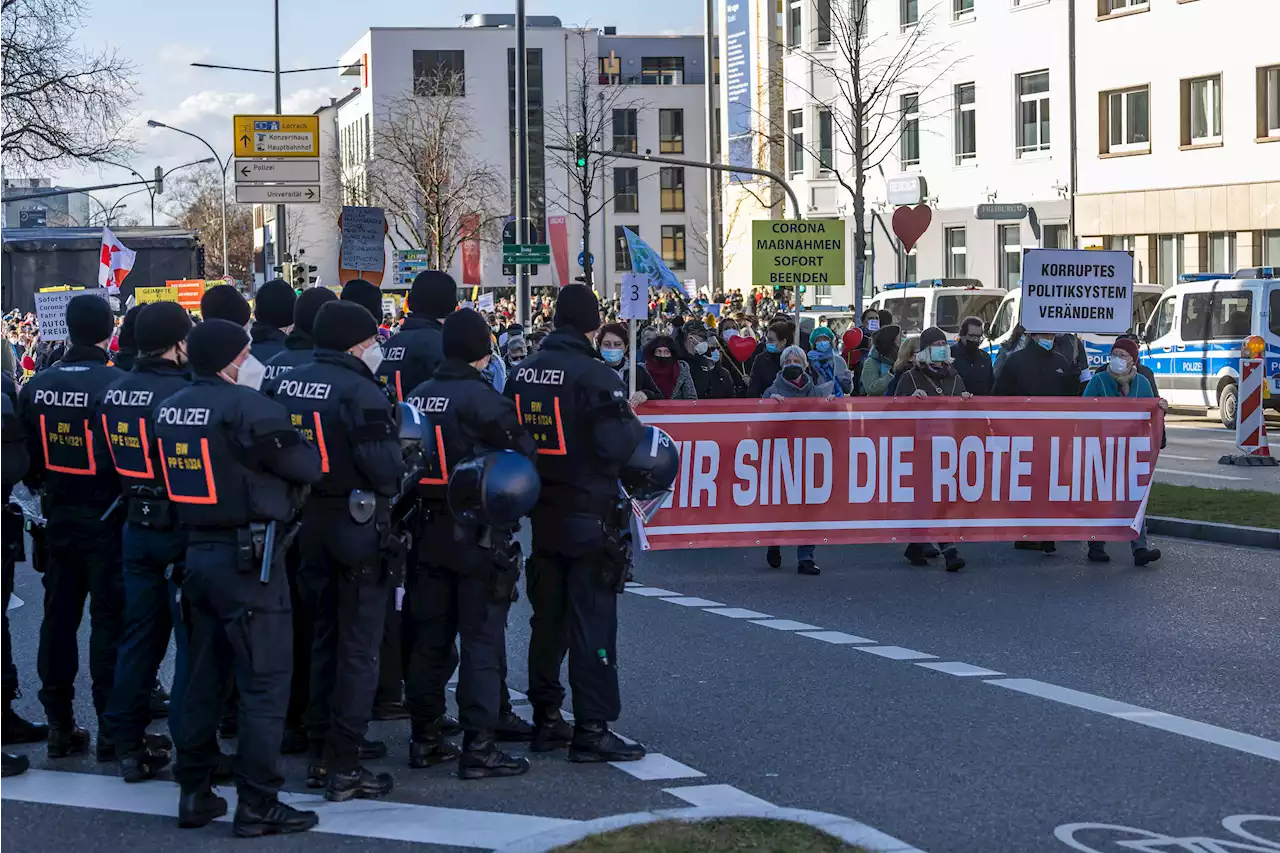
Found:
98,226 -> 136,293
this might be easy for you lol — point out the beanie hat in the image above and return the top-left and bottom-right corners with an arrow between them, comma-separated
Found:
312,301 -> 377,352
341,278 -> 383,319
809,325 -> 836,346
118,304 -> 144,350
66,294 -> 114,346
200,285 -> 250,326
187,319 -> 249,376
408,270 -> 458,318
135,302 -> 193,354
553,284 -> 600,335
918,326 -> 948,351
254,279 -> 296,328
1112,337 -> 1140,363
874,324 -> 901,354
443,308 -> 494,363
293,287 -> 337,335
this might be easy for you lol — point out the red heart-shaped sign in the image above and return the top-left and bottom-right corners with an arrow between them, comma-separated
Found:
841,327 -> 863,353
892,204 -> 933,253
726,335 -> 758,364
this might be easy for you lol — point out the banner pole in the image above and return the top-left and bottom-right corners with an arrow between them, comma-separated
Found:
629,318 -> 637,398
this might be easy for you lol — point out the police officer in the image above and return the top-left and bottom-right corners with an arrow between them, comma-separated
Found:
96,302 -> 193,782
269,301 -> 402,802
17,294 -> 125,761
504,285 -> 646,761
376,270 -> 456,401
3,371 -> 34,777
403,308 -> 536,778
249,279 -> 296,363
155,319 -> 322,836
264,286 -> 337,387
199,284 -> 251,328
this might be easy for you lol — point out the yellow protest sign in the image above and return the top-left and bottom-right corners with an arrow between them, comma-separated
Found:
751,219 -> 845,288
38,285 -> 76,292
135,287 -> 181,304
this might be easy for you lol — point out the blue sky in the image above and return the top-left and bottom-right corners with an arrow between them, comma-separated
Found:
60,0 -> 705,221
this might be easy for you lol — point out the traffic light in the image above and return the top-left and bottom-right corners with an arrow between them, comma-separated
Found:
196,245 -> 206,278
290,263 -> 308,291
154,166 -> 164,196
573,133 -> 588,169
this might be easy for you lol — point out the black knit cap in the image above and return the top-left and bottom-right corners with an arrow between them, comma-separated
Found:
200,284 -> 251,326
293,287 -> 337,335
255,279 -> 296,328
918,326 -> 948,351
313,301 -> 377,352
187,319 -> 249,376
66,294 -> 114,346
341,278 -> 383,319
443,308 -> 493,363
408,270 -> 458,318
135,302 -> 193,354
553,284 -> 600,335
118,304 -> 145,350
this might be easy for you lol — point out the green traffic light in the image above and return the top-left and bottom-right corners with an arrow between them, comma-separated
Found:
576,157 -> 587,168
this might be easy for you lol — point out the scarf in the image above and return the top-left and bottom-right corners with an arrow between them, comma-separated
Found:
1109,364 -> 1137,396
647,357 -> 680,399
807,349 -> 844,397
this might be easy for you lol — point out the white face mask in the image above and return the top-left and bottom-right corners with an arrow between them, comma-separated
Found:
1109,355 -> 1131,374
693,340 -> 708,355
359,341 -> 384,374
234,355 -> 266,391
722,329 -> 740,339
866,319 -> 880,332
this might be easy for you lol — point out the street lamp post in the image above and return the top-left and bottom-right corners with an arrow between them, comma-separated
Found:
146,120 -> 231,276
91,158 -> 155,225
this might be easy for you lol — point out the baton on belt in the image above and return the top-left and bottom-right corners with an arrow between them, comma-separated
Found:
259,520 -> 277,585
99,495 -> 122,522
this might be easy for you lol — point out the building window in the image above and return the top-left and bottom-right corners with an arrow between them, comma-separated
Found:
612,109 -> 637,153
616,225 -> 638,271
640,57 -> 684,85
1181,75 -> 1222,146
660,167 -> 685,212
613,168 -> 639,214
953,0 -> 974,20
1102,86 -> 1150,154
1260,229 -> 1280,265
1156,234 -> 1183,284
818,109 -> 833,173
659,109 -> 684,154
787,0 -> 802,49
662,224 -> 687,270
507,48 -> 545,232
1098,0 -> 1148,14
816,0 -> 832,45
1259,66 -> 1280,138
901,0 -> 918,28
900,93 -> 920,166
788,110 -> 804,174
1108,235 -> 1134,252
999,225 -> 1022,290
1206,231 -> 1235,273
1043,223 -> 1069,249
1017,71 -> 1050,156
954,83 -> 976,164
945,227 -> 966,277
413,50 -> 465,96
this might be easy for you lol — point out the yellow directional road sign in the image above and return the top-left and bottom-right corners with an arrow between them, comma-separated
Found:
233,115 -> 320,158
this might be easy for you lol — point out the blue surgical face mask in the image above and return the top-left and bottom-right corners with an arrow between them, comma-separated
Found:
709,349 -> 720,363
601,347 -> 624,365
815,339 -> 832,353
765,342 -> 779,353
1037,338 -> 1054,351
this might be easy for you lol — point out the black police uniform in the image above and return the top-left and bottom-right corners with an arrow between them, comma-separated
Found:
96,355 -> 191,772
3,374 -> 38,775
264,329 -> 316,386
377,315 -> 444,402
17,341 -> 125,754
249,322 -> 289,364
504,321 -> 645,755
155,365 -> 321,815
403,357 -> 535,770
269,337 -> 403,795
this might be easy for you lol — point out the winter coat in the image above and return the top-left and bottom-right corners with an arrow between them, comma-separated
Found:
894,367 -> 967,397
859,349 -> 895,397
683,353 -> 738,399
992,342 -> 1076,397
748,349 -> 782,397
806,350 -> 853,396
1082,369 -> 1154,399
766,369 -> 830,399
641,359 -> 698,400
951,343 -> 994,395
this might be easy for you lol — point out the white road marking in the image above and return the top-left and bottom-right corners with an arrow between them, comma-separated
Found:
0,769 -> 577,849
663,596 -> 725,608
916,661 -> 1004,677
855,646 -> 938,661
703,607 -> 773,619
1156,454 -> 1205,461
1154,467 -> 1249,481
507,688 -> 527,702
797,630 -> 877,645
609,753 -> 707,781
987,679 -> 1280,762
624,586 -> 683,597
624,581 -> 642,587
663,783 -> 773,810
750,619 -> 822,631
6,594 -> 22,611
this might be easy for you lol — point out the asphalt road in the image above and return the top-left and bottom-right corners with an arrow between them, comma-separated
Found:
1154,412 -> 1280,493
4,534 -> 1280,853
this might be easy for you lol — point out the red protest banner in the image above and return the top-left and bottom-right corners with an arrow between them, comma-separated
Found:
637,397 -> 1164,551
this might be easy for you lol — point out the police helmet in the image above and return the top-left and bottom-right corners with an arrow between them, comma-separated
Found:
448,451 -> 541,528
398,401 -> 427,446
621,426 -> 679,502
397,401 -> 436,475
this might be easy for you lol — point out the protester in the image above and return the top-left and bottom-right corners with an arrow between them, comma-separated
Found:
951,316 -> 994,395
763,345 -> 823,576
505,334 -> 528,370
1082,338 -> 1164,566
747,321 -> 794,397
885,335 -> 921,396
596,323 -> 658,407
679,322 -> 736,399
636,325 -> 659,365
640,335 -> 696,401
806,326 -> 853,396
860,324 -> 900,396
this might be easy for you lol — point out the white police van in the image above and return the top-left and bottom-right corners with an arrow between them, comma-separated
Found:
866,279 -> 1007,338
1139,269 -> 1279,429
984,283 -> 1164,367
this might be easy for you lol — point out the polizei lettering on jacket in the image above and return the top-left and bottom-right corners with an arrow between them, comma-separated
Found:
32,390 -> 90,408
277,379 -> 333,400
102,389 -> 154,407
514,367 -> 565,386
156,406 -> 211,426
406,396 -> 449,413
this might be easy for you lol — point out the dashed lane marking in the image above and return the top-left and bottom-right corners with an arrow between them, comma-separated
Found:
1156,454 -> 1206,461
624,587 -> 683,597
703,607 -> 773,619
749,619 -> 822,631
854,646 -> 938,661
797,630 -> 877,645
609,753 -> 707,781
1154,467 -> 1250,481
662,596 -> 726,608
662,783 -> 773,809
915,661 -> 1004,677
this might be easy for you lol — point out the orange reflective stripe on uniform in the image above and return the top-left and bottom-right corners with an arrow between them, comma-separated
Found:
417,425 -> 449,485
159,437 -> 218,505
514,394 -> 567,456
39,413 -> 96,475
313,412 -> 330,474
100,413 -> 154,479
394,370 -> 404,402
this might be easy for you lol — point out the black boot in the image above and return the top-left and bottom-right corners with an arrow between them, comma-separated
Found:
903,543 -> 930,566
177,788 -> 228,829
1088,543 -> 1111,562
95,730 -> 117,763
765,546 -> 781,569
2,707 -> 49,745
280,727 -> 309,755
149,683 -> 170,719
568,721 -> 645,763
359,738 -> 388,759
943,548 -> 966,572
325,766 -> 395,802
495,709 -> 535,742
458,730 -> 530,780
530,708 -> 573,753
305,760 -> 328,789
408,720 -> 460,769
46,722 -> 89,758
119,744 -> 171,783
1133,547 -> 1162,567
919,545 -> 941,558
797,559 -> 820,576
232,798 -> 318,838
437,713 -> 462,736
2,752 -> 29,777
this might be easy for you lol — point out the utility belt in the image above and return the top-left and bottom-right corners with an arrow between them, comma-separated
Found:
599,497 -> 633,594
349,489 -> 407,585
124,485 -> 177,531
190,521 -> 301,577
451,521 -> 523,603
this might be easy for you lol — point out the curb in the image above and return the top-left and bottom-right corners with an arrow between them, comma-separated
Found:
1147,515 -> 1280,550
493,806 -> 926,853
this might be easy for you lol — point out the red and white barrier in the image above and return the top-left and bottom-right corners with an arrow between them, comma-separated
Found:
1235,356 -> 1271,458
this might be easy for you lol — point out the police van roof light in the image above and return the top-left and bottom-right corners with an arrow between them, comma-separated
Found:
1232,267 -> 1275,279
1178,273 -> 1234,282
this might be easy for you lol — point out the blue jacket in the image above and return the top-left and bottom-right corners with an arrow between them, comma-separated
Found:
1083,370 -> 1154,399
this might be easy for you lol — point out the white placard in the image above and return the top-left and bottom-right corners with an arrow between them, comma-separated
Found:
35,288 -> 110,342
1020,248 -> 1134,335
477,293 -> 495,313
339,206 -> 386,273
620,273 -> 647,321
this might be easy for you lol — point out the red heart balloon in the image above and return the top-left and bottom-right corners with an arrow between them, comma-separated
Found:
726,335 -> 757,364
841,327 -> 863,353
892,204 -> 933,253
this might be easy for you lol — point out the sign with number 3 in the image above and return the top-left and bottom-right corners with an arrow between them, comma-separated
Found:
620,272 -> 647,320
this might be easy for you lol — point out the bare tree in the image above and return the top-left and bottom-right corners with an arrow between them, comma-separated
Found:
544,29 -> 649,288
688,190 -> 763,282
1,0 -> 137,170
368,71 -> 506,271
164,167 -> 254,283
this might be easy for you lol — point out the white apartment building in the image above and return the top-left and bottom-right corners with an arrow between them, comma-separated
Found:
288,18 -> 711,298
1074,0 -> 1280,283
